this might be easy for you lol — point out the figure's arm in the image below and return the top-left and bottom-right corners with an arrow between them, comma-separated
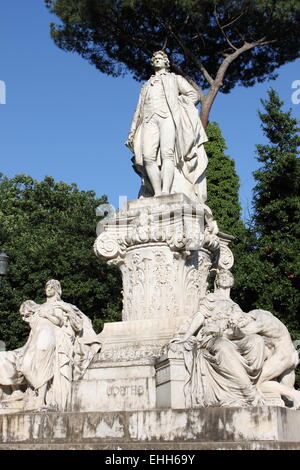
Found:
239,319 -> 263,336
39,309 -> 63,327
176,75 -> 200,105
68,311 -> 83,333
59,302 -> 83,333
126,85 -> 145,148
174,311 -> 205,342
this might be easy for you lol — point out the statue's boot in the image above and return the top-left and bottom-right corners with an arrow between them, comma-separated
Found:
162,159 -> 175,194
145,162 -> 162,196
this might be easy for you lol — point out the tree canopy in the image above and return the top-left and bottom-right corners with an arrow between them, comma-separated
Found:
45,0 -> 300,126
0,174 -> 122,350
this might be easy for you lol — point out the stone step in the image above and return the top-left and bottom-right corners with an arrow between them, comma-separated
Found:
0,407 -> 299,447
0,441 -> 299,450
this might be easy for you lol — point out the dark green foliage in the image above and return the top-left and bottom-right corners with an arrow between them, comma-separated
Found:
205,122 -> 244,234
234,89 -> 300,344
205,122 -> 252,302
251,89 -> 300,334
0,174 -> 122,350
44,0 -> 300,93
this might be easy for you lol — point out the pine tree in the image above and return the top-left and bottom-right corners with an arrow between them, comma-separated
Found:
45,0 -> 300,128
252,89 -> 300,334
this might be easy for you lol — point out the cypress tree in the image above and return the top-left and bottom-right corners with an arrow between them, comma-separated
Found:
251,89 -> 300,334
205,122 -> 251,304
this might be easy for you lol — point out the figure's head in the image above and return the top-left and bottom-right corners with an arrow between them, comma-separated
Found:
45,279 -> 62,300
215,270 -> 234,289
150,50 -> 170,71
20,300 -> 38,323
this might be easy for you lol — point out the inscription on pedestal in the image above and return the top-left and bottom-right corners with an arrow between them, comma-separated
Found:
106,384 -> 144,397
72,369 -> 156,412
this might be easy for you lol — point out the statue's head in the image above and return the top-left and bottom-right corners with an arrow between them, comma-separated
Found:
215,270 -> 234,289
150,50 -> 170,70
20,299 -> 38,323
45,279 -> 62,300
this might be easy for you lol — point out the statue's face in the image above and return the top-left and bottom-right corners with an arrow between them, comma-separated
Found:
22,310 -> 32,323
152,54 -> 167,70
20,304 -> 35,322
217,272 -> 234,289
45,283 -> 56,298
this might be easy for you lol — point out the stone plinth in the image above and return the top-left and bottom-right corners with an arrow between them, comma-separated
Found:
94,194 -> 214,322
155,351 -> 187,409
72,317 -> 191,412
0,407 -> 299,449
72,360 -> 156,412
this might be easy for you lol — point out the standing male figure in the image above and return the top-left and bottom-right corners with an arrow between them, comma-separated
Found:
126,51 -> 208,202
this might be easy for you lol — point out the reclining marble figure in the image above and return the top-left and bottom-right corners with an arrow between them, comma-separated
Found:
170,269 -> 300,409
0,280 -> 101,410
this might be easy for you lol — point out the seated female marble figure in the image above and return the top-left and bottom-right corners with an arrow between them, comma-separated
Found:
171,270 -> 265,407
171,269 -> 300,408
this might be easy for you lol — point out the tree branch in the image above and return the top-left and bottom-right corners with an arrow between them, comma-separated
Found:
214,37 -> 278,87
214,5 -> 239,51
158,17 -> 214,86
162,36 -> 168,51
221,11 -> 246,29
200,37 -> 278,127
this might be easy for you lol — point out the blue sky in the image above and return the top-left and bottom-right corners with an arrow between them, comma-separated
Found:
1,1 -> 299,221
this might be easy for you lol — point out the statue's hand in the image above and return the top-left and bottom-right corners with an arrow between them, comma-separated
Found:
168,335 -> 186,352
169,334 -> 187,345
202,324 -> 221,336
183,336 -> 198,351
125,132 -> 134,151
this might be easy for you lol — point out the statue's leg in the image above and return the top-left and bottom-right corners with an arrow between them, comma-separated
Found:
259,380 -> 300,408
144,162 -> 161,196
258,349 -> 296,385
160,116 -> 175,194
211,338 -> 263,405
161,159 -> 175,194
143,117 -> 162,196
280,369 -> 296,388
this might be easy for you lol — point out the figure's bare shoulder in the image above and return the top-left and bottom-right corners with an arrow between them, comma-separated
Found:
249,309 -> 288,336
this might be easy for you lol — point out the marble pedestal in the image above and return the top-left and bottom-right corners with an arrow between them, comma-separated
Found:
94,194 -> 216,321
71,318 -> 188,412
90,194 -> 234,413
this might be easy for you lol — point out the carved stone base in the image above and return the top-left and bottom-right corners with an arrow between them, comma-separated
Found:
72,361 -> 156,412
94,194 -> 219,321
